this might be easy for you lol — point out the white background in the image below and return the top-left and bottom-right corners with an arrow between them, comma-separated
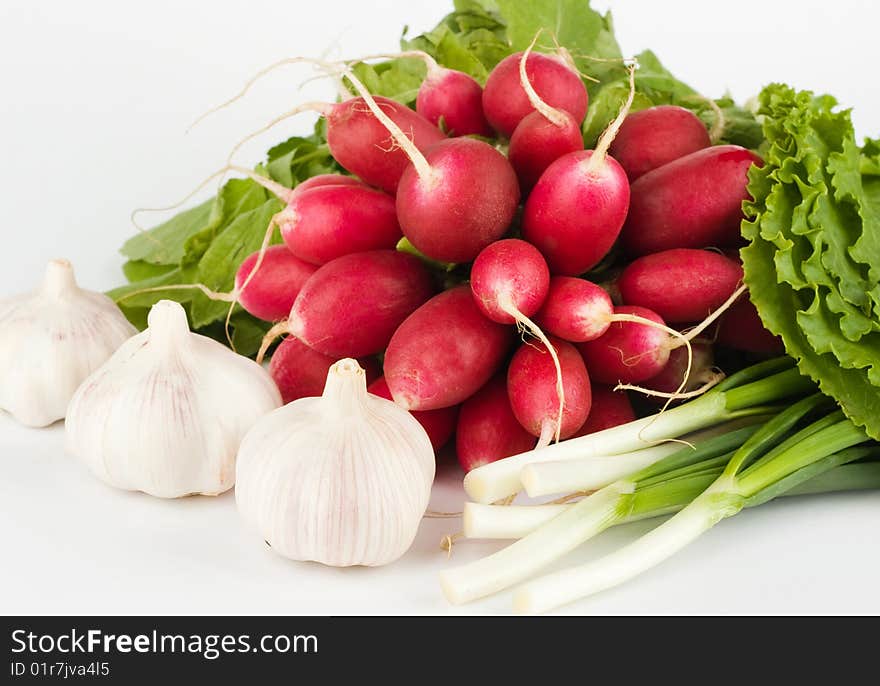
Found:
1,0 -> 878,615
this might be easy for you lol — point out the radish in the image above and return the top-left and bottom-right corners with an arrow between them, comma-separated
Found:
470,239 -> 565,439
470,240 -> 550,325
534,276 -> 679,347
222,95 -> 445,195
578,305 -> 673,384
384,286 -> 512,411
521,63 -> 636,276
482,50 -> 588,138
417,67 -> 492,137
621,145 -> 763,256
324,96 -> 446,194
534,277 -> 619,342
395,137 -> 520,262
456,374 -> 536,473
572,385 -> 635,437
609,105 -> 711,180
717,296 -> 784,354
269,337 -> 378,404
617,248 -> 744,323
508,40 -> 584,193
280,183 -> 401,265
368,376 -> 458,452
258,250 -> 433,362
350,51 -> 493,137
507,337 -> 592,448
292,174 -> 363,194
190,56 -> 445,193
234,245 -> 317,322
640,340 -> 721,401
337,69 -> 519,263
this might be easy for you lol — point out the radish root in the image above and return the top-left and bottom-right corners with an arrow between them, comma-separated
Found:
257,320 -> 290,364
588,58 -> 638,171
224,101 -> 331,171
187,56 -> 341,133
339,67 -> 434,181
504,298 -> 565,445
520,31 -> 570,128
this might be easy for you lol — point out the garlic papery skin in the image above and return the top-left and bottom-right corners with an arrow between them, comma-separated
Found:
0,258 -> 137,427
65,300 -> 282,498
235,358 -> 435,567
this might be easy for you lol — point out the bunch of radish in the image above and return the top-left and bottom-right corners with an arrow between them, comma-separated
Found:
215,39 -> 777,473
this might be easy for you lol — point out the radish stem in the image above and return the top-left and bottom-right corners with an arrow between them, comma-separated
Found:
519,31 -> 569,128
339,68 -> 434,181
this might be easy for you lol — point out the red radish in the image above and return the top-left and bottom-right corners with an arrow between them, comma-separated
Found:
578,305 -> 673,385
324,96 -> 446,194
257,250 -> 433,362
640,340 -> 720,401
268,337 -> 378,404
192,56 -> 444,193
410,53 -> 492,137
456,374 -> 536,473
368,376 -> 458,452
508,336 -> 592,447
384,286 -> 512,411
470,239 -> 550,323
339,69 -> 520,263
621,145 -> 763,256
717,296 -> 784,354
572,385 -> 635,437
280,183 -> 401,265
535,277 -> 618,342
470,239 -> 564,439
396,138 -> 519,262
508,41 -> 584,193
510,111 -> 583,194
353,50 -> 493,137
609,105 -> 711,180
292,174 -> 363,195
224,96 -> 445,196
521,64 -> 637,276
234,245 -> 317,322
482,51 -> 588,137
617,248 -> 744,323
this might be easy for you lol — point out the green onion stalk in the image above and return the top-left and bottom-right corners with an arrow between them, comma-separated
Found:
463,358 -> 814,504
440,376 -> 879,611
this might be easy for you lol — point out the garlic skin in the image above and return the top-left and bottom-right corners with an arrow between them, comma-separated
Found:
65,300 -> 282,498
236,358 -> 435,567
0,259 -> 136,427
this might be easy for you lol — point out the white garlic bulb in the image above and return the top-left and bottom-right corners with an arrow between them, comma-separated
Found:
66,299 -> 282,498
236,358 -> 435,567
0,258 -> 136,427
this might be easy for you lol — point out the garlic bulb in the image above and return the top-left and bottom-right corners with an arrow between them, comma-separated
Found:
66,300 -> 281,498
0,259 -> 136,427
236,358 -> 435,567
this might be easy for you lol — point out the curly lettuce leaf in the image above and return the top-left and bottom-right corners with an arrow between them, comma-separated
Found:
742,83 -> 880,438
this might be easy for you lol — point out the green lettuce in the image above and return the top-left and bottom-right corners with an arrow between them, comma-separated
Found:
741,84 -> 880,438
